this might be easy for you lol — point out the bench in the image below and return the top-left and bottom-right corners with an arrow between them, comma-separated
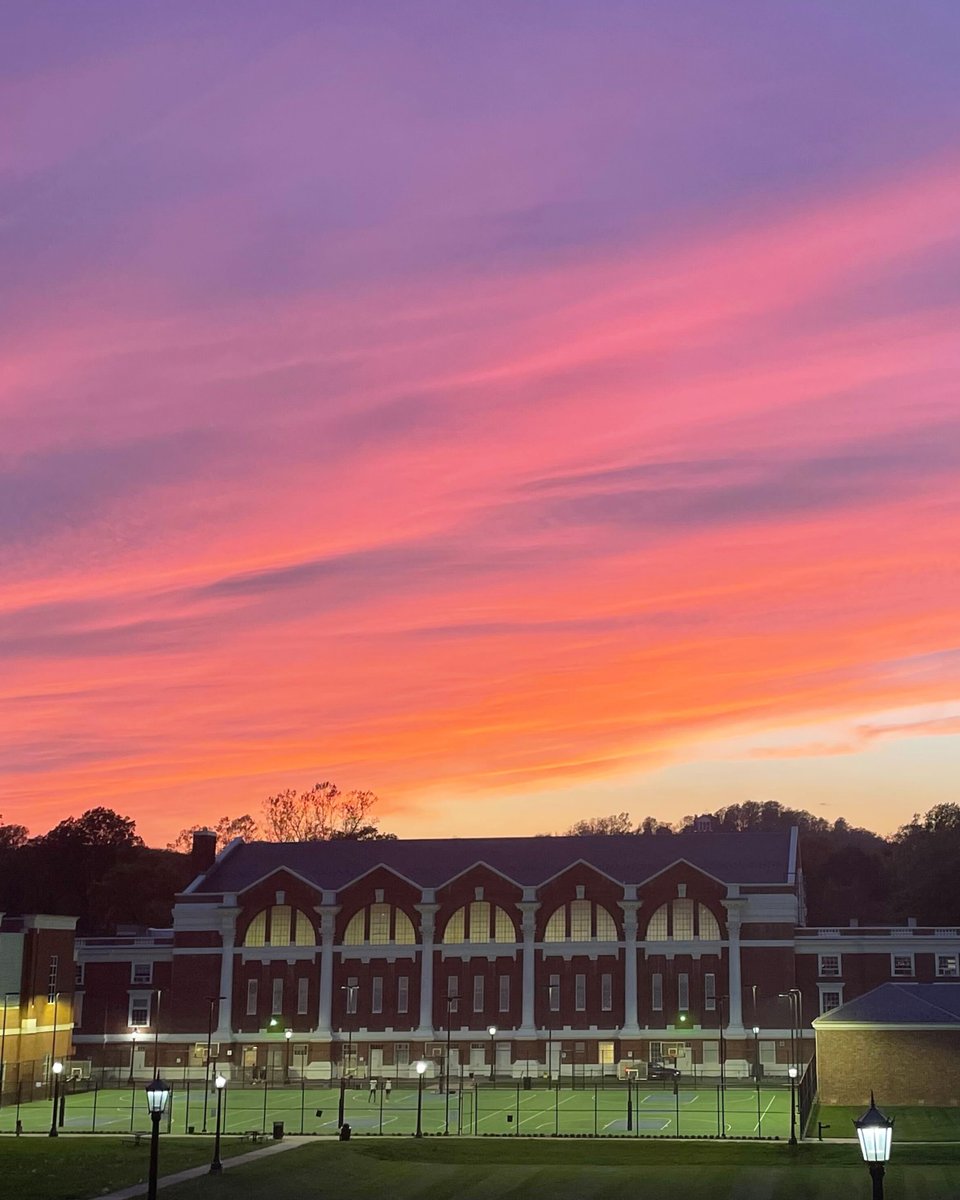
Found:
122,1131 -> 147,1147
241,1130 -> 265,1144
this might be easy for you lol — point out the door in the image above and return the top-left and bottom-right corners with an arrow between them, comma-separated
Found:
496,1042 -> 511,1074
599,1042 -> 615,1074
371,1047 -> 384,1073
469,1043 -> 485,1069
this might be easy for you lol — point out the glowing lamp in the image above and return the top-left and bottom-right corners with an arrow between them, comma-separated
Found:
144,1077 -> 172,1116
855,1093 -> 893,1164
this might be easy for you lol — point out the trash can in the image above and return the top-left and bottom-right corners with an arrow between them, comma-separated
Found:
523,1076 -> 532,1091
339,1122 -> 351,1141
272,1121 -> 284,1140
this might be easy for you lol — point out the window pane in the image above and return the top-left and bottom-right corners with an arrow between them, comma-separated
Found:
704,973 -> 716,1011
678,973 -> 689,1011
369,904 -> 390,944
397,977 -> 409,1014
549,974 -> 560,1012
473,976 -> 484,1012
270,906 -> 291,946
494,907 -> 515,942
569,901 -> 591,940
372,977 -> 383,1014
595,906 -> 617,941
673,899 -> 694,941
293,911 -> 317,946
244,911 -> 267,948
646,905 -> 668,942
246,979 -> 258,1017
575,974 -> 586,1011
697,904 -> 720,940
544,908 -> 566,941
652,974 -> 663,1011
297,977 -> 309,1015
272,978 -> 283,1015
601,974 -> 612,1011
469,901 -> 491,943
394,910 -> 417,944
343,911 -> 365,945
443,908 -> 466,944
498,975 -> 510,1013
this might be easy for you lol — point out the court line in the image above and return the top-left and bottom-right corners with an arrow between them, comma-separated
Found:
754,1094 -> 777,1134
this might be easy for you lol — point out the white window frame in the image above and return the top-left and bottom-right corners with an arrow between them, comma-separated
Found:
936,954 -> 959,978
574,974 -> 586,1011
246,979 -> 258,1017
73,991 -> 84,1027
818,954 -> 841,978
271,977 -> 283,1015
473,975 -> 484,1013
818,984 -> 843,1014
131,962 -> 153,985
548,974 -> 560,1012
397,976 -> 409,1014
346,977 -> 359,1014
678,973 -> 689,1012
75,962 -> 85,986
47,955 -> 59,1004
652,973 -> 663,1012
297,977 -> 309,1016
704,973 -> 716,1012
372,976 -> 383,1014
891,952 -> 915,978
128,993 -> 151,1027
601,973 -> 612,1012
498,975 -> 510,1013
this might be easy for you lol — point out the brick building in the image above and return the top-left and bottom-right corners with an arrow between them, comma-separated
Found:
0,913 -> 77,1103
70,830 -> 960,1084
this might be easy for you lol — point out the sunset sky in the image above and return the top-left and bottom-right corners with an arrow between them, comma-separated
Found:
3,2 -> 959,847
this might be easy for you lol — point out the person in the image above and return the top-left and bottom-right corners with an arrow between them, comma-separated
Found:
384,1078 -> 392,1101
368,1077 -> 378,1103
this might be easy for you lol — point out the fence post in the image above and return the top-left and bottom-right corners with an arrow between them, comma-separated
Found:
261,1077 -> 268,1134
515,1081 -> 520,1135
91,1083 -> 98,1133
378,1077 -> 384,1135
301,1073 -> 306,1136
129,1083 -> 136,1132
184,1080 -> 190,1133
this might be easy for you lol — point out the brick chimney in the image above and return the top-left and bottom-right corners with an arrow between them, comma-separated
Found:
191,829 -> 218,874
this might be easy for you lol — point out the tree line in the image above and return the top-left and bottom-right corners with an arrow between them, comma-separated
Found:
2,789 -> 959,934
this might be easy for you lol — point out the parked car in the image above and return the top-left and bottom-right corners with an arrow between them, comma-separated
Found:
646,1060 -> 681,1081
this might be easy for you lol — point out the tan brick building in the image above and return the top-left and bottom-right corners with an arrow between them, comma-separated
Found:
813,983 -> 960,1106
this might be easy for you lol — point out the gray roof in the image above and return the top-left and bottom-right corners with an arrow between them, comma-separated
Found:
192,830 -> 795,895
815,983 -> 960,1027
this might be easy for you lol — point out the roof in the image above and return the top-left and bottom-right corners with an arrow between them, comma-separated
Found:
814,983 -> 960,1029
192,830 -> 795,896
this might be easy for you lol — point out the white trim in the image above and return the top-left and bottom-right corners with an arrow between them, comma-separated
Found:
890,951 -> 916,978
817,983 -> 844,1015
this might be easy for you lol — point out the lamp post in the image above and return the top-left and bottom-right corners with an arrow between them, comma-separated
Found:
487,1025 -> 497,1084
787,1066 -> 798,1144
717,994 -> 728,1138
789,987 -> 804,1072
0,992 -> 19,1111
285,1029 -> 293,1084
144,1077 -> 172,1200
544,982 -> 559,1085
48,1061 -> 63,1137
414,1060 -> 428,1137
129,1029 -> 138,1084
210,1075 -> 227,1174
338,983 -> 358,1128
443,993 -> 458,1135
752,1025 -> 762,1134
202,995 -> 223,1133
854,1092 -> 894,1200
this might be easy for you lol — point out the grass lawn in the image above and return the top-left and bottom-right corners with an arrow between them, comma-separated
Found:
814,1104 -> 960,1142
158,1138 -> 960,1200
0,1135 -> 251,1200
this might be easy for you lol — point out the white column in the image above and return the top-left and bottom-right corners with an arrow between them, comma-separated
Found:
316,904 -> 340,1033
618,899 -> 640,1034
723,898 -> 746,1033
518,901 -> 540,1035
415,901 -> 438,1038
215,908 -> 240,1040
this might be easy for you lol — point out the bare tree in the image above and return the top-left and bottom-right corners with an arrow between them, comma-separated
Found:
167,813 -> 259,853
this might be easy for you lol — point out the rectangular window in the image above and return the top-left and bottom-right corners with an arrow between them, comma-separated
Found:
549,974 -> 560,1012
678,973 -> 689,1012
346,978 -> 358,1014
396,1043 -> 410,1067
473,975 -> 484,1013
704,973 -> 716,1012
759,1040 -> 777,1064
369,904 -> 390,944
820,990 -> 841,1014
269,906 -> 291,946
297,977 -> 309,1016
271,978 -> 283,1015
129,995 -> 150,1027
498,975 -> 510,1013
652,973 -> 663,1012
601,973 -> 612,1012
673,899 -> 694,940
649,1041 -> 662,1062
892,954 -> 914,978
468,901 -> 490,943
818,955 -> 841,977
73,992 -> 84,1027
372,976 -> 383,1014
47,956 -> 59,1004
75,962 -> 85,986
397,976 -> 409,1014
131,963 -> 152,985
937,955 -> 959,977
246,979 -> 258,1017
569,901 -> 591,940
574,974 -> 586,1011
702,1040 -> 719,1065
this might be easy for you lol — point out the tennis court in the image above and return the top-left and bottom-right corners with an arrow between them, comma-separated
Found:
0,1079 -> 793,1139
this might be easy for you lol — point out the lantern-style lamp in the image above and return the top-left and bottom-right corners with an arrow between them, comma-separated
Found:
144,1076 -> 172,1116
855,1093 -> 893,1199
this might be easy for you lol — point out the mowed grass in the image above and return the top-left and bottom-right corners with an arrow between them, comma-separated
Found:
814,1104 -> 960,1142
0,1136 -> 251,1200
158,1139 -> 960,1200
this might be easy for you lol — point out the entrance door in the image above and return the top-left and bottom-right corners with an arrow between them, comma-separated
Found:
469,1043 -> 485,1068
371,1047 -> 384,1073
548,1043 -> 561,1076
599,1042 -> 615,1074
496,1042 -> 511,1074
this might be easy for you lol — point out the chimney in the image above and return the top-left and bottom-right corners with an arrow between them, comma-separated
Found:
907,917 -> 917,928
849,918 -> 858,928
191,829 -> 218,874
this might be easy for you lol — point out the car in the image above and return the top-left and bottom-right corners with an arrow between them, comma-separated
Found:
646,1061 -> 681,1081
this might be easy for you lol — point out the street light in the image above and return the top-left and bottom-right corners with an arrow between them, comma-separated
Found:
210,1074 -> 227,1174
202,996 -> 224,1133
285,1029 -> 293,1084
543,982 -> 559,1084
414,1060 -> 428,1137
338,983 -> 359,1128
144,1077 -> 172,1200
443,992 -> 458,1135
48,1061 -> 63,1137
752,1025 -> 762,1134
854,1092 -> 894,1200
129,1029 -> 139,1084
787,1066 -> 798,1144
487,1025 -> 497,1083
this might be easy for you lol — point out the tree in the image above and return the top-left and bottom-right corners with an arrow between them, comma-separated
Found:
0,816 -> 28,849
890,804 -> 960,924
563,813 -> 636,836
36,807 -> 143,850
261,782 -> 389,842
167,814 -> 259,853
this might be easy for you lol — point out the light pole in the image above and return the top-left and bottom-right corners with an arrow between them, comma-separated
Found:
338,983 -> 358,1128
778,991 -> 799,1075
129,1030 -> 138,1084
787,1066 -> 798,1144
0,992 -> 19,1111
414,1060 -> 428,1137
444,993 -> 458,1135
48,1061 -> 63,1137
717,994 -> 728,1137
210,1074 -> 227,1173
144,1077 -> 172,1200
789,987 -> 804,1073
753,1025 -> 762,1134
487,1025 -> 497,1084
202,995 -> 223,1133
855,1092 -> 894,1200
285,1029 -> 293,1084
543,982 -> 559,1085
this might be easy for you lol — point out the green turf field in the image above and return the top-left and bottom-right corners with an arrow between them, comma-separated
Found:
0,1079 -> 793,1138
813,1104 -> 960,1142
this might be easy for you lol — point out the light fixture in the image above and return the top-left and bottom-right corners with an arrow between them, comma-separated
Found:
285,1029 -> 292,1040
52,1061 -> 63,1075
752,1025 -> 760,1035
144,1076 -> 172,1116
415,1059 -> 428,1075
487,1025 -> 498,1036
215,1074 -> 226,1090
855,1093 -> 893,1163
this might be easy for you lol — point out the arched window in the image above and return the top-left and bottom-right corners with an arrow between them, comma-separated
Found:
698,904 -> 721,940
341,904 -> 417,945
242,906 -> 316,948
646,904 -> 669,941
443,904 -> 515,944
543,901 -> 620,941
